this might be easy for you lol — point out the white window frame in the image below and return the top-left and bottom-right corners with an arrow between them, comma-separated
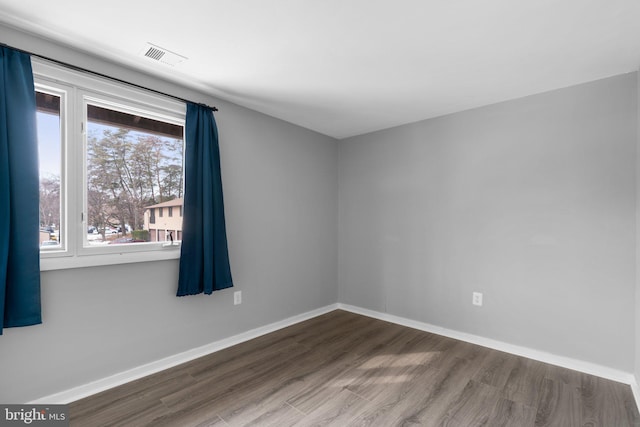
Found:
36,81 -> 70,256
34,59 -> 186,271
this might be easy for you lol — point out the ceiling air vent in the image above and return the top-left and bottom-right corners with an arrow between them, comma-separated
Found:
140,43 -> 187,67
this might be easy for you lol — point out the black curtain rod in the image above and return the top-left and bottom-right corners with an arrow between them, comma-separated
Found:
1,43 -> 219,112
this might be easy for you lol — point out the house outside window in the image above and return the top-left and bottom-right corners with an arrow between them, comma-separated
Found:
144,198 -> 183,242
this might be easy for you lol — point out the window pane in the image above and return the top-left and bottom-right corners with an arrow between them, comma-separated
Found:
37,92 -> 62,250
86,103 -> 184,246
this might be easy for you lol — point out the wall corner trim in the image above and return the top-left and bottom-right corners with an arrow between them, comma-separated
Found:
29,303 -> 340,404
336,303 -> 636,386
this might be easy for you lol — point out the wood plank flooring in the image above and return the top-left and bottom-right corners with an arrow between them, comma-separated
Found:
69,310 -> 640,426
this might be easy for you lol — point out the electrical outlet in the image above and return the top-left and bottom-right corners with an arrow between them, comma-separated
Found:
472,292 -> 483,306
234,291 -> 242,305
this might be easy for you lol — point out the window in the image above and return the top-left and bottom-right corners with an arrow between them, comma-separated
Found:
34,59 -> 186,270
36,91 -> 63,251
168,206 -> 173,217
86,103 -> 183,246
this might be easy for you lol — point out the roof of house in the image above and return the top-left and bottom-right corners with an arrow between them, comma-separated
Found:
145,198 -> 183,209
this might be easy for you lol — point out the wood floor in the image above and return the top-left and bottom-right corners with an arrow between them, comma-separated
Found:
70,310 -> 640,426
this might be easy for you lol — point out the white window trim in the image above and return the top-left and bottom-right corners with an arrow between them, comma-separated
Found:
34,58 -> 186,271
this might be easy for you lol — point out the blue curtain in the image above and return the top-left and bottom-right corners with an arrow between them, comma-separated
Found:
0,47 -> 41,334
177,103 -> 233,296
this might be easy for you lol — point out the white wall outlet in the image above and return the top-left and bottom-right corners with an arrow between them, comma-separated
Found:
234,291 -> 242,305
472,292 -> 483,306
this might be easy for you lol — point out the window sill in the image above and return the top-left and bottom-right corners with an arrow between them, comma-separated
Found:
40,246 -> 181,271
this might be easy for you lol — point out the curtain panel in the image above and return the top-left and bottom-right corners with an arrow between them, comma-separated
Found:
177,103 -> 233,296
0,47 -> 41,334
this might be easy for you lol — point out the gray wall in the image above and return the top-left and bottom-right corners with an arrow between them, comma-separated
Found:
339,73 -> 637,371
0,26 -> 339,403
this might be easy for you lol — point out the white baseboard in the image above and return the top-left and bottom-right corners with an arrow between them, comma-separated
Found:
337,303 -> 636,387
31,301 -> 638,408
30,303 -> 339,404
631,377 -> 640,413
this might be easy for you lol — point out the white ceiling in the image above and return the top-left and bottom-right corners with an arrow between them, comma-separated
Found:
0,1 -> 639,139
